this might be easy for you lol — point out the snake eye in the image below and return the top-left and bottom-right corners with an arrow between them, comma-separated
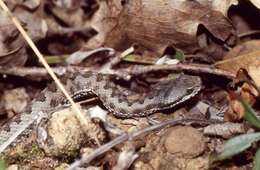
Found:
186,87 -> 194,94
139,99 -> 144,104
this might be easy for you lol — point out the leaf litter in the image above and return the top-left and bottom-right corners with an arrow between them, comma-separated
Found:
0,0 -> 259,169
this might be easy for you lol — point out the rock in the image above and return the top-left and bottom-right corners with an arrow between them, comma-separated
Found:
164,126 -> 205,158
3,88 -> 29,114
37,106 -> 106,157
7,165 -> 18,170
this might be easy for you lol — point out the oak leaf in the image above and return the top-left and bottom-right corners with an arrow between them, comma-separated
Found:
87,0 -> 235,55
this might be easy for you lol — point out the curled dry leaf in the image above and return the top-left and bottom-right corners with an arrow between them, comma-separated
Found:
225,93 -> 246,122
87,0 -> 235,55
215,40 -> 260,98
225,85 -> 257,122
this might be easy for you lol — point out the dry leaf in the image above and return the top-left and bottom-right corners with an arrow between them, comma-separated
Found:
2,88 -> 29,116
0,1 -> 46,66
240,83 -> 257,103
198,0 -> 238,16
87,0 -> 235,55
11,1 -> 47,41
215,50 -> 260,74
225,97 -> 244,121
204,122 -> 245,138
215,40 -> 260,88
249,0 -> 260,9
249,64 -> 260,87
0,11 -> 27,66
225,82 -> 257,122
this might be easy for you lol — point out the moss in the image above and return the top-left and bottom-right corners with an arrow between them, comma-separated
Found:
29,143 -> 45,157
3,142 -> 45,163
0,156 -> 7,170
0,154 -> 6,162
54,163 -> 69,170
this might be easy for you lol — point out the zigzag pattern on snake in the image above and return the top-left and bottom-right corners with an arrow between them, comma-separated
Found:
0,71 -> 202,152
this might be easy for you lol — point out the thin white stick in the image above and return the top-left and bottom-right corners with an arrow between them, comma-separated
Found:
0,1 -> 88,126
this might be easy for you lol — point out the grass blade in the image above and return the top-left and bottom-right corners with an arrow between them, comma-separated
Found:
239,98 -> 260,129
253,148 -> 260,170
211,132 -> 260,162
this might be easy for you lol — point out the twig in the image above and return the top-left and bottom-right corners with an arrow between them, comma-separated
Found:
0,66 -> 68,80
58,26 -> 94,35
0,66 -> 128,81
0,1 -> 88,128
0,64 -> 236,83
238,30 -> 260,38
100,46 -> 134,74
122,63 -> 236,79
112,46 -> 135,67
67,118 -> 219,170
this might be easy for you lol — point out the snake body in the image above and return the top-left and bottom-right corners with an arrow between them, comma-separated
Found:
0,71 -> 201,152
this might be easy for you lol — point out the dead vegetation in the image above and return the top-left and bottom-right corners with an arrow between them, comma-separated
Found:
0,0 -> 260,170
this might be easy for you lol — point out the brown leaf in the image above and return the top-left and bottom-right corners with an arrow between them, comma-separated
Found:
87,0 -> 235,55
215,40 -> 260,91
0,1 -> 47,66
225,97 -> 244,121
197,0 -> 238,16
203,122 -> 246,138
2,88 -> 29,115
11,1 -> 47,41
249,0 -> 260,9
215,40 -> 260,71
225,83 -> 257,122
249,64 -> 260,88
0,11 -> 27,66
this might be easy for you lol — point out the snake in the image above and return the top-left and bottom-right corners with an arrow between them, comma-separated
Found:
0,70 -> 202,152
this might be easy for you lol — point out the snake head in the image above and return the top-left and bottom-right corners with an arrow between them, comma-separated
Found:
157,74 -> 202,108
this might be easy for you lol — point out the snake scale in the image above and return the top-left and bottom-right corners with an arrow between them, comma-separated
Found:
0,71 -> 202,152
